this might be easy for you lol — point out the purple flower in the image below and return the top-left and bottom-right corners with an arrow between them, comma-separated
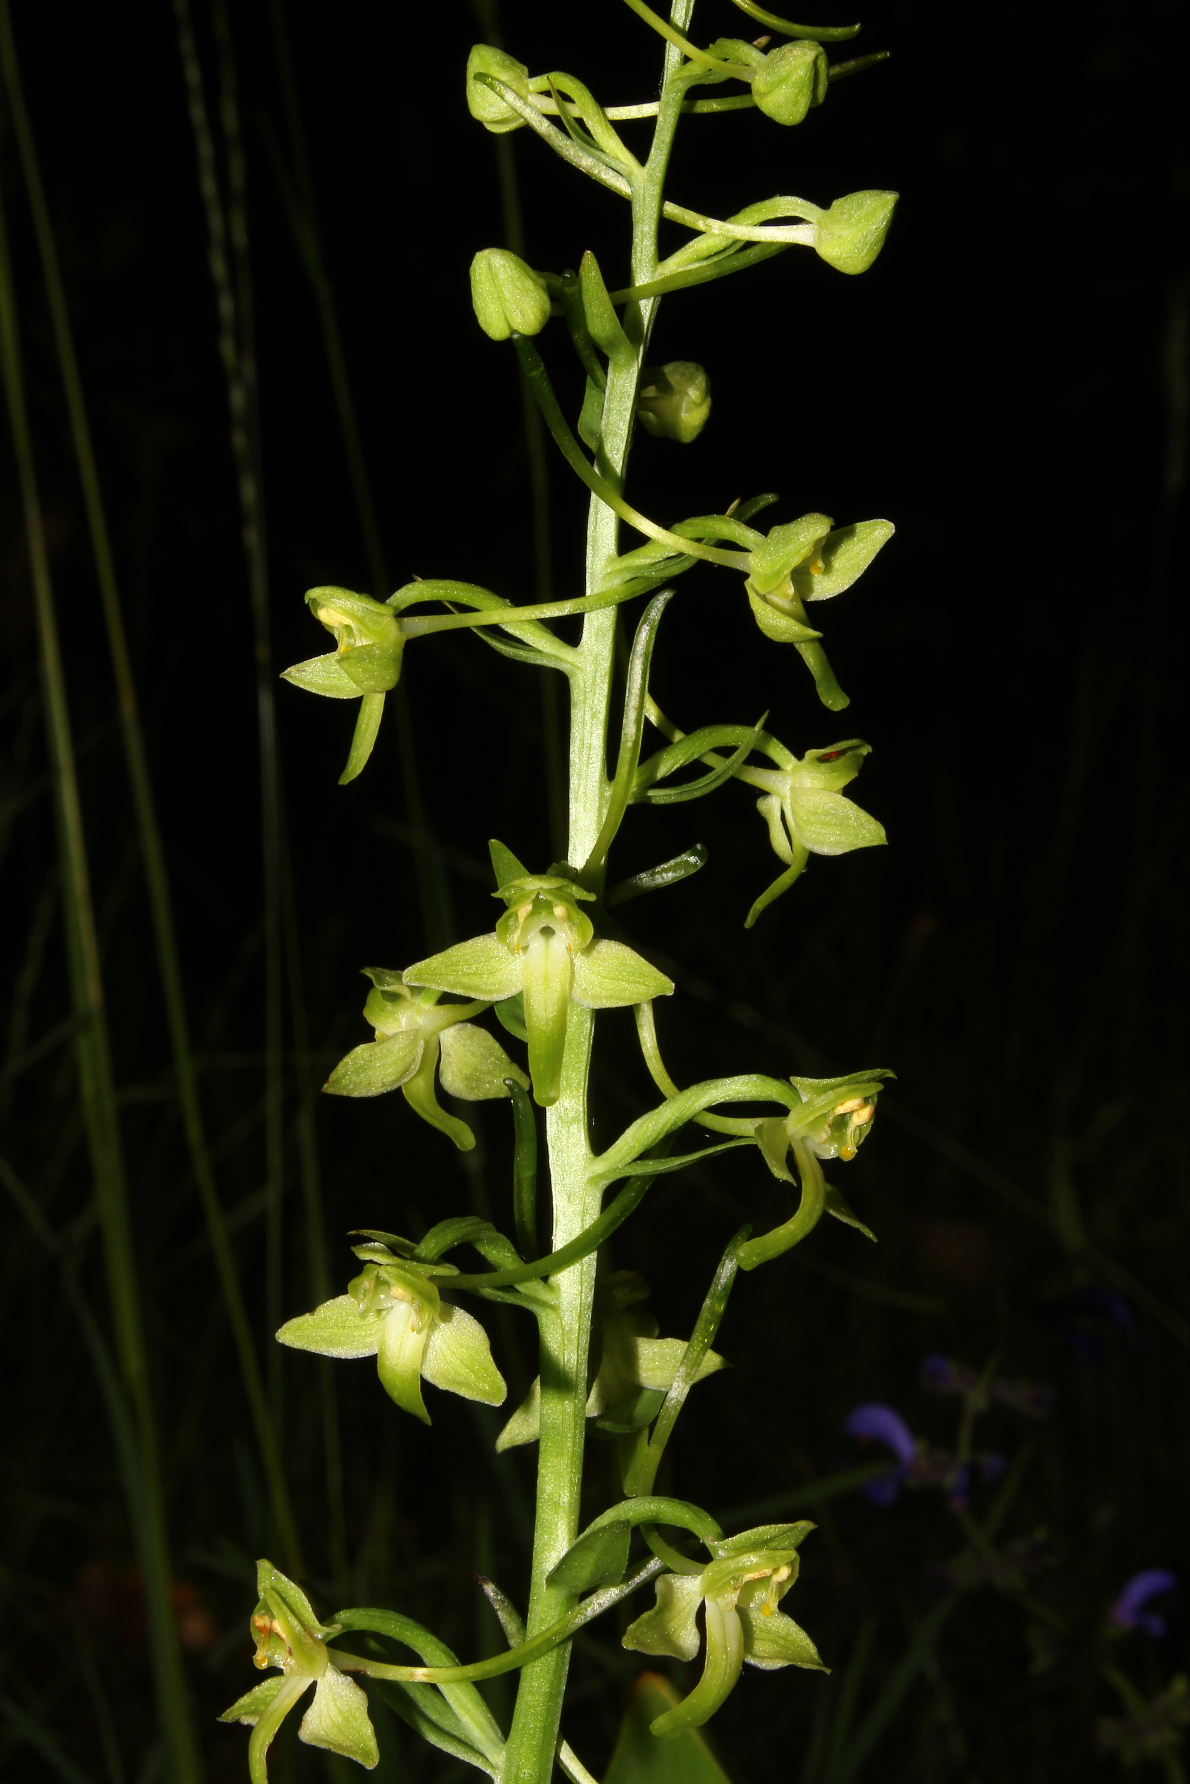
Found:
1110,1571 -> 1177,1638
845,1403 -> 917,1505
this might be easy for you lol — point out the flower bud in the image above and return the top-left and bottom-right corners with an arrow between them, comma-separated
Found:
466,44 -> 531,134
470,248 -> 552,341
752,41 -> 829,127
637,361 -> 712,443
814,190 -> 898,275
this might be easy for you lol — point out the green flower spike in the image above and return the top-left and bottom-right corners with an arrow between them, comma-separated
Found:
324,967 -> 528,1151
276,1261 -> 506,1424
470,248 -> 553,342
622,1525 -> 826,1736
282,586 -> 406,783
219,1560 -> 378,1777
404,869 -> 674,1106
743,740 -> 886,926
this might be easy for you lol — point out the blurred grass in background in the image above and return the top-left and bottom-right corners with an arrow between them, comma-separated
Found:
1,1 -> 1185,1779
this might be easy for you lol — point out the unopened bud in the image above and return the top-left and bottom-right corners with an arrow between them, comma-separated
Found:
814,190 -> 898,275
753,41 -> 829,127
470,248 -> 552,341
466,44 -> 531,134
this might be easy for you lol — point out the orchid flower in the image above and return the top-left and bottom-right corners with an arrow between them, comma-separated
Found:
622,1524 -> 825,1735
219,1562 -> 377,1778
277,1260 -> 505,1425
405,853 -> 672,1105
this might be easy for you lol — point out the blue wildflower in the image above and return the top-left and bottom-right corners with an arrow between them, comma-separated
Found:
845,1403 -> 1003,1511
844,1403 -> 916,1505
1110,1571 -> 1177,1638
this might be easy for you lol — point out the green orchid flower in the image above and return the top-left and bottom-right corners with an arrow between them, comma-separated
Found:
276,1260 -> 506,1424
636,361 -> 712,443
744,513 -> 894,709
282,586 -> 407,784
404,862 -> 673,1106
752,1071 -> 890,1194
622,1524 -> 826,1736
741,739 -> 886,926
324,967 -> 528,1151
219,1561 -> 378,1778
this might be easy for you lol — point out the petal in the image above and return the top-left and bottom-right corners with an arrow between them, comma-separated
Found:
788,788 -> 886,856
495,1377 -> 541,1451
276,1295 -> 385,1360
324,1031 -> 423,1097
400,1052 -> 477,1152
739,1606 -> 827,1672
282,652 -> 363,698
406,934 -> 523,1002
789,740 -> 870,792
756,792 -> 795,866
622,1573 -> 704,1663
438,1021 -> 528,1100
421,1302 -> 507,1407
336,640 -> 403,694
218,1675 -> 294,1726
845,1403 -> 917,1463
339,692 -> 386,785
300,1667 -> 380,1768
631,1336 -> 728,1392
571,939 -> 674,1008
649,1598 -> 745,1736
744,858 -> 809,929
520,928 -> 573,1106
745,582 -> 823,645
792,519 -> 894,601
376,1300 -> 432,1423
748,514 -> 833,597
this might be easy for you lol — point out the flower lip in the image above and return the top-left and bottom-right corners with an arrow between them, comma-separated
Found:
1110,1570 -> 1177,1636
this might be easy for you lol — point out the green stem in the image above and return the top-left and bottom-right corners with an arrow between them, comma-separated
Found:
502,13 -> 696,1781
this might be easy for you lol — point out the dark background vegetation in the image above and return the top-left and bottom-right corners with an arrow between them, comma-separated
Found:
2,1 -> 1186,1780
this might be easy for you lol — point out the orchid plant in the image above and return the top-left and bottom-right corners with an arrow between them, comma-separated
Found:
222,4 -> 901,1779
